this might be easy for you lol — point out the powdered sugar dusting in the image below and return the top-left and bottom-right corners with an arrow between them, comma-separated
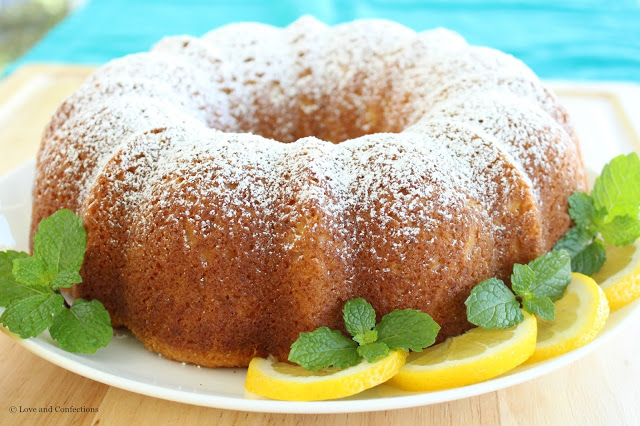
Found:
34,14 -> 584,287
30,17 -> 587,364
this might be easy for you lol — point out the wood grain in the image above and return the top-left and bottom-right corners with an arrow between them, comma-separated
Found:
0,65 -> 639,426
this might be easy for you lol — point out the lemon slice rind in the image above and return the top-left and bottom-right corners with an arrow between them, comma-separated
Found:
526,273 -> 609,364
388,312 -> 536,392
244,350 -> 406,401
593,240 -> 640,311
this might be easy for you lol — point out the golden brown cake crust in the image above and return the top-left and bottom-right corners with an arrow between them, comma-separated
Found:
31,17 -> 587,367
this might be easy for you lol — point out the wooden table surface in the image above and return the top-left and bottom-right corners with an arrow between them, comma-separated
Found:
0,65 -> 639,426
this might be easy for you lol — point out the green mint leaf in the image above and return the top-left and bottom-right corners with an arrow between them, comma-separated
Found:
0,251 -> 34,307
0,279 -> 46,308
30,209 -> 86,289
0,293 -> 65,338
592,153 -> 640,220
374,309 -> 440,352
522,295 -> 555,321
343,297 -> 376,337
357,341 -> 390,363
13,256 -> 50,288
353,329 -> 378,345
50,270 -> 84,289
525,251 -> 572,302
0,250 -> 28,279
568,192 -> 598,232
511,263 -> 536,296
598,215 -> 640,247
288,327 -> 360,371
571,239 -> 607,276
49,298 -> 113,353
1,211 -> 113,353
553,226 -> 592,258
554,228 -> 607,275
465,278 -> 523,329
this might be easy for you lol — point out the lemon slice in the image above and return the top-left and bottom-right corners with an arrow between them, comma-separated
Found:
388,312 -> 536,391
526,272 -> 609,364
244,350 -> 406,401
591,239 -> 640,311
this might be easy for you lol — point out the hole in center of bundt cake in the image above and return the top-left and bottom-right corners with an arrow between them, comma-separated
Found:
218,79 -> 412,144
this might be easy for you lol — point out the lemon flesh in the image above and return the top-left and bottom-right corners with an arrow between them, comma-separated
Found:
591,240 -> 640,311
526,272 -> 609,364
388,312 -> 536,391
244,350 -> 406,401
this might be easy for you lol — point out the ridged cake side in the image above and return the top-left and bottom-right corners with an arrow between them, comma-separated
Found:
31,16 -> 587,367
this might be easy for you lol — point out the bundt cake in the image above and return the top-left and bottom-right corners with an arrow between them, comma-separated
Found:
31,16 -> 587,367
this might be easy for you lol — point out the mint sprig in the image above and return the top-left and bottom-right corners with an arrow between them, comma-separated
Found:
0,293 -> 66,338
0,250 -> 32,306
522,252 -> 573,302
374,309 -> 440,352
0,209 -> 113,353
14,209 -> 86,289
288,327 -> 359,371
288,298 -> 440,371
343,297 -> 376,340
49,298 -> 113,353
357,341 -> 389,361
554,153 -> 640,275
570,238 -> 607,277
522,295 -> 555,321
465,278 -> 523,328
465,251 -> 571,328
592,152 -> 640,219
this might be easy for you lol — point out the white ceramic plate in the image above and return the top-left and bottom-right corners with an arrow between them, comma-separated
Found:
1,82 -> 640,413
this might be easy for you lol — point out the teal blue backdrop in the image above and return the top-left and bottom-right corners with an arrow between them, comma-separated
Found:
6,0 -> 640,81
